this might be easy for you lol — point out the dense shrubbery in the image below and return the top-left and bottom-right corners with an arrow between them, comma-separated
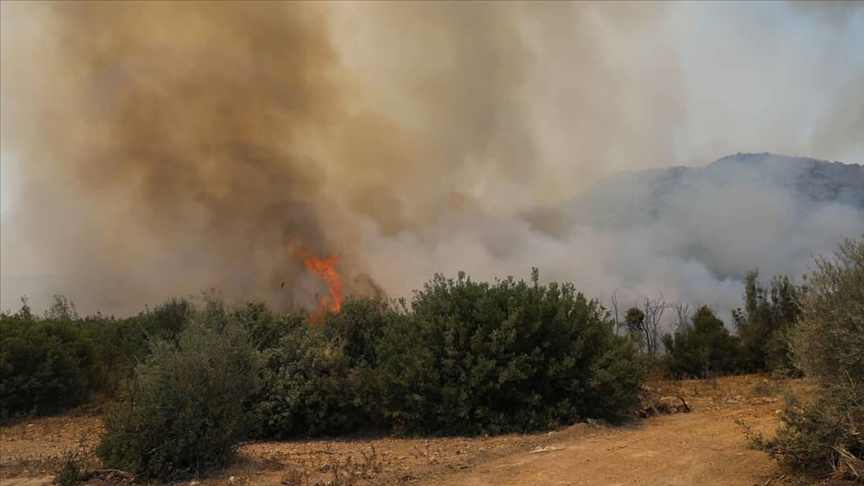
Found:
377,270 -> 644,435
254,296 -> 395,438
96,305 -> 261,481
56,269 -> 639,477
733,271 -> 802,377
748,236 -> 864,480
0,295 -> 197,421
0,299 -> 96,419
9,247 -> 861,480
662,306 -> 740,378
658,269 -> 803,379
85,298 -> 195,398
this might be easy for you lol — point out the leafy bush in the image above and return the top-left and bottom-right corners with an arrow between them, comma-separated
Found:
376,270 -> 644,436
746,383 -> 864,479
791,237 -> 864,387
96,305 -> 260,481
231,300 -> 293,351
749,236 -> 864,480
76,297 -> 196,401
662,306 -> 740,378
0,299 -> 97,420
254,297 -> 396,439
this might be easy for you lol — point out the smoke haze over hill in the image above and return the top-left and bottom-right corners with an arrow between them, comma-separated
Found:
1,2 -> 862,319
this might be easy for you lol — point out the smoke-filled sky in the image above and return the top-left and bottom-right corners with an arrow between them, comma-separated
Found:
1,1 -> 863,318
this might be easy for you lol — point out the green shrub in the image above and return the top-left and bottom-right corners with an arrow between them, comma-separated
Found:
376,270 -> 644,436
0,299 -> 96,420
749,236 -> 864,480
74,297 -> 196,402
746,383 -> 864,479
231,301 -> 290,351
96,306 -> 260,481
322,296 -> 397,368
254,297 -> 395,439
52,438 -> 93,486
791,237 -> 864,387
662,306 -> 741,378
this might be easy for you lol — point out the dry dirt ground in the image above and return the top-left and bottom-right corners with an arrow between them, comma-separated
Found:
0,375 -> 846,486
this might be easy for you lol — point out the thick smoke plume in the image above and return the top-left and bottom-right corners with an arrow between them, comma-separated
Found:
1,2 -> 863,317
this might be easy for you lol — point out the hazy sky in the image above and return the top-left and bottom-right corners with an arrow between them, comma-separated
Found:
0,1 -> 862,317
2,1 -> 862,219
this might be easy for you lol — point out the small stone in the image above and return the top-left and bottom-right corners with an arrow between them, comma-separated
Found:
320,464 -> 331,473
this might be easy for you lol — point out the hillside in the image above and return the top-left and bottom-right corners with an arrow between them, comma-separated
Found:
564,153 -> 864,230
544,153 -> 864,283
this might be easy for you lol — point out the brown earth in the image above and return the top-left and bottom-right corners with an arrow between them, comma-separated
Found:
0,375 -> 848,486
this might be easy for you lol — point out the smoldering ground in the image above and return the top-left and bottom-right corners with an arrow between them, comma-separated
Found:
1,1 -> 862,317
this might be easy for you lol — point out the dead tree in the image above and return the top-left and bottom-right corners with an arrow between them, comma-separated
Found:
674,301 -> 691,331
640,296 -> 668,356
625,295 -> 670,356
611,289 -> 623,334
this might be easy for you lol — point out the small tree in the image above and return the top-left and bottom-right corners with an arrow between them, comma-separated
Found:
96,305 -> 260,481
623,297 -> 667,356
732,271 -> 802,376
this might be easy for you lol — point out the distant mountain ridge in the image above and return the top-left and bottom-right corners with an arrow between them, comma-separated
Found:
563,153 -> 864,230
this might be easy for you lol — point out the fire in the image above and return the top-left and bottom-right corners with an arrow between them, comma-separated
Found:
287,244 -> 344,323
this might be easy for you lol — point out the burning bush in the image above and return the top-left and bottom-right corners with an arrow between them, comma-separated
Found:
376,269 -> 644,435
254,296 -> 398,438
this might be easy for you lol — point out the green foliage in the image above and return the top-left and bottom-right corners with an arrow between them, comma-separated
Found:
746,383 -> 864,479
0,298 -> 96,420
96,307 -> 261,482
53,439 -> 92,486
748,236 -> 864,480
663,306 -> 740,378
624,307 -> 645,335
254,297 -> 395,439
76,297 -> 196,401
6,269 -> 650,460
231,300 -> 294,351
792,237 -> 864,387
376,270 -> 644,436
623,307 -> 647,351
732,271 -> 802,376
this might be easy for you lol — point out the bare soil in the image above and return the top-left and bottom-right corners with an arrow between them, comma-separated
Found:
0,375 -> 848,486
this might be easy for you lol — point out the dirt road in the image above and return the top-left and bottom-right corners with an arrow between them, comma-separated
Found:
428,405 -> 779,486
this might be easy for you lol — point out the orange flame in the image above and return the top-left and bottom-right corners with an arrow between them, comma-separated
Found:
288,244 -> 344,323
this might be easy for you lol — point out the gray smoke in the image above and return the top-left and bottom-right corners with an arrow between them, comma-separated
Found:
1,2 -> 862,320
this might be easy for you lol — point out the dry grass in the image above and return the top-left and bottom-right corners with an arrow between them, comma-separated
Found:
643,373 -> 810,411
